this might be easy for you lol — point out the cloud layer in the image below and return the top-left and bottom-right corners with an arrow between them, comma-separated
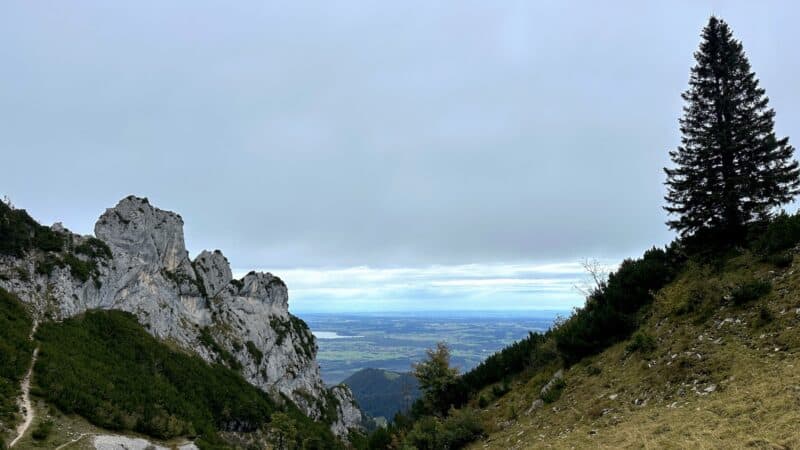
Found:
237,261 -> 615,312
1,2 -> 798,311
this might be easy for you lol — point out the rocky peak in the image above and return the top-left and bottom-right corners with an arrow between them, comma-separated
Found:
0,195 -> 363,438
95,196 -> 191,273
193,250 -> 232,298
238,271 -> 289,313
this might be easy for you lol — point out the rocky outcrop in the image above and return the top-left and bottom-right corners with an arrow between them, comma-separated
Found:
0,196 -> 362,437
329,385 -> 364,437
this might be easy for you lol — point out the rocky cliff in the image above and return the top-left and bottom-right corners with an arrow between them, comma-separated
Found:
0,196 -> 362,437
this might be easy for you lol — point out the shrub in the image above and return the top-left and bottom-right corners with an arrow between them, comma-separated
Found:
0,201 -> 64,257
74,237 -> 112,259
584,365 -> 601,376
730,280 -> 772,305
767,252 -> 794,268
366,427 -> 392,449
477,395 -> 489,408
246,340 -> 264,365
404,408 -> 483,450
554,246 -> 683,365
540,378 -> 566,404
626,332 -> 657,355
199,327 -> 242,370
455,331 -> 551,404
757,306 -> 775,327
31,420 -> 54,441
752,212 -> 800,254
439,408 -> 483,447
490,381 -> 510,399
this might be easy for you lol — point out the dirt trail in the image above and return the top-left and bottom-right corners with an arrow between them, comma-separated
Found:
9,321 -> 38,448
54,433 -> 93,450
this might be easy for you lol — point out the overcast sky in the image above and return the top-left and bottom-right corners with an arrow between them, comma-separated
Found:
2,1 -> 798,312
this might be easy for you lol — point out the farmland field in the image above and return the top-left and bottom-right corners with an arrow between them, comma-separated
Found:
296,311 -> 560,384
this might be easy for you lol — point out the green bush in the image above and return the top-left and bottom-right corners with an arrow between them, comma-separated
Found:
751,212 -> 800,254
199,327 -> 242,370
477,395 -> 489,408
584,365 -> 601,376
757,306 -> 775,327
0,201 -> 64,257
730,280 -> 772,305
365,427 -> 392,449
74,237 -> 112,259
625,332 -> 657,355
490,382 -> 510,399
452,331 -> 551,406
404,408 -> 483,450
540,378 -> 566,404
31,419 -> 54,441
246,340 -> 263,365
554,246 -> 683,365
767,252 -> 794,268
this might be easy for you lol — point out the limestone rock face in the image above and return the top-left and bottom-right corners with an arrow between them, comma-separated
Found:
96,196 -> 193,273
329,385 -> 364,438
193,250 -> 232,298
0,196 -> 361,437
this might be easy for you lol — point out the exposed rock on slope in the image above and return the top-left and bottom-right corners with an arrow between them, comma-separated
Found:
0,196 -> 361,436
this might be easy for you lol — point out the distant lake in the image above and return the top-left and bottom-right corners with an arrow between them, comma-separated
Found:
296,311 -> 563,384
313,331 -> 364,339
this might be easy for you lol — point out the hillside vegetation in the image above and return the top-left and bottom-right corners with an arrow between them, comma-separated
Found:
468,246 -> 800,448
32,310 -> 340,449
0,288 -> 34,448
363,212 -> 800,449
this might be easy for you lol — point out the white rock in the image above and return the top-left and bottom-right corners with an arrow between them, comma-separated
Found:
93,435 -> 170,450
0,196 -> 362,436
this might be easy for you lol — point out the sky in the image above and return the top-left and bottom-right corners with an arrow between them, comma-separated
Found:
2,1 -> 799,312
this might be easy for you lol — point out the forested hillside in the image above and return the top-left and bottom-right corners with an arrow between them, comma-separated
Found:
343,369 -> 420,422
0,289 -> 34,449
31,309 -> 340,449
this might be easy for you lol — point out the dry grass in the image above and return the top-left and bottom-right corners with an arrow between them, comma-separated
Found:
469,252 -> 800,450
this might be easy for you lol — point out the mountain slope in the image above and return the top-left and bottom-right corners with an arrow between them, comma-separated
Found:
343,368 -> 420,421
0,288 -> 34,448
32,309 -> 338,448
468,251 -> 800,449
0,196 -> 362,446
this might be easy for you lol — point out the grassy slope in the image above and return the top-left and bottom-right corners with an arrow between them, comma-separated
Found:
0,288 -> 35,446
469,252 -> 800,449
32,309 -> 340,449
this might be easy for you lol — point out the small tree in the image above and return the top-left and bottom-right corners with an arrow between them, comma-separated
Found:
413,342 -> 459,416
664,16 -> 799,240
267,412 -> 297,450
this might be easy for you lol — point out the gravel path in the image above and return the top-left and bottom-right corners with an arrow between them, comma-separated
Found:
9,321 -> 38,448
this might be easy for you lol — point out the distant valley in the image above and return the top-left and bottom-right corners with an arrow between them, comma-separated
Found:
299,312 -> 559,384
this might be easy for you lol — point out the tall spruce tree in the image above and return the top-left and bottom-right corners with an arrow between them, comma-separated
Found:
664,16 -> 799,239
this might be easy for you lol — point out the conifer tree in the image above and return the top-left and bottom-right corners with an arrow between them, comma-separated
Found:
664,16 -> 799,239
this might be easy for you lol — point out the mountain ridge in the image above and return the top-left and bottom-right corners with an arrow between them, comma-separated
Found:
0,196 -> 362,445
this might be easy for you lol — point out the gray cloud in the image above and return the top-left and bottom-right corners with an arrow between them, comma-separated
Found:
1,1 -> 798,272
